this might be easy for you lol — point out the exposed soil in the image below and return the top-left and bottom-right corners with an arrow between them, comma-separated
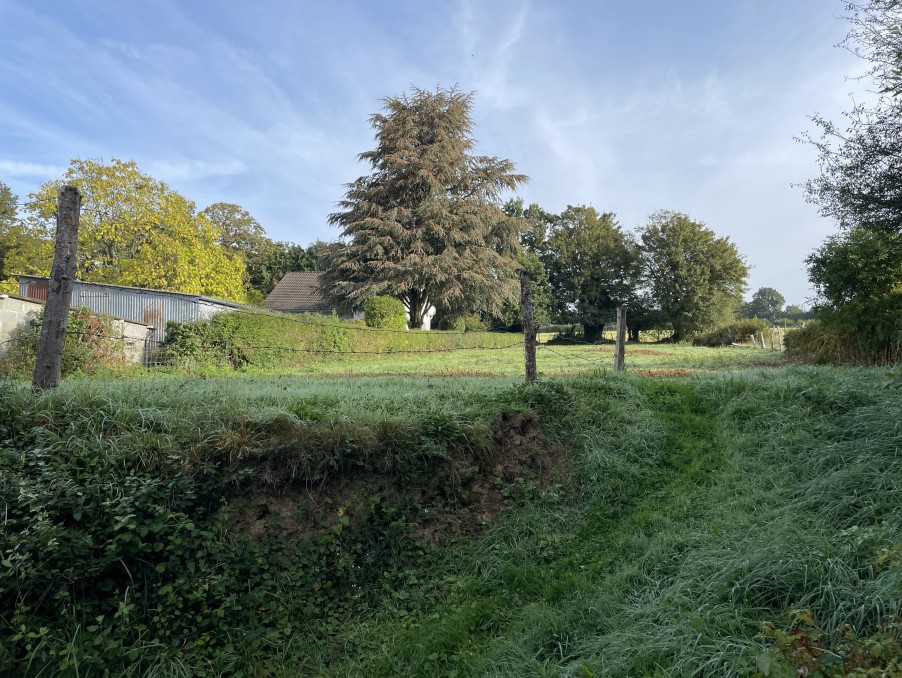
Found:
228,411 -> 568,545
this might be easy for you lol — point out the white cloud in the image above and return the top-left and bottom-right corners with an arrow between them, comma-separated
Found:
0,160 -> 66,177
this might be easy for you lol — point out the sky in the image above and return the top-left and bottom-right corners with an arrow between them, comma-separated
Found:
0,0 -> 872,305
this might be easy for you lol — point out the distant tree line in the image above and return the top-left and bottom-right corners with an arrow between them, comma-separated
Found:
319,86 -> 762,342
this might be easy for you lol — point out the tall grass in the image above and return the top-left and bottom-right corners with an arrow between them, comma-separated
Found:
1,366 -> 899,676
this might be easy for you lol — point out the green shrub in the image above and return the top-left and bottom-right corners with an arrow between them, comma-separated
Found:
437,313 -> 488,332
692,318 -> 769,347
364,295 -> 408,329
0,307 -> 124,378
785,311 -> 902,365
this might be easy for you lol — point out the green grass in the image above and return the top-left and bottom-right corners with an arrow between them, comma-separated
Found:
282,367 -> 901,677
194,341 -> 785,378
2,365 -> 900,676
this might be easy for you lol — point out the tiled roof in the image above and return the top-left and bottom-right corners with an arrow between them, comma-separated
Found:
265,271 -> 334,312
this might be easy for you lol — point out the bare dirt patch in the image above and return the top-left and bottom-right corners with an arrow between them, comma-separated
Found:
228,411 -> 569,545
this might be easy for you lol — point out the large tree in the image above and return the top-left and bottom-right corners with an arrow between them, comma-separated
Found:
0,181 -> 54,293
744,287 -> 785,322
544,205 -> 641,342
321,87 -> 527,328
801,0 -> 902,233
200,201 -> 273,304
639,211 -> 748,341
800,1 -> 902,361
28,159 -> 245,301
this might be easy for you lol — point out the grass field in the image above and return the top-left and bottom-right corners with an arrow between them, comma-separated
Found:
2,348 -> 900,677
214,341 -> 786,378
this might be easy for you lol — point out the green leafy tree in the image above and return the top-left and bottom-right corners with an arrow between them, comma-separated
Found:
784,304 -> 811,321
201,202 -> 268,255
499,199 -> 555,327
639,211 -> 748,341
799,1 -> 902,361
28,159 -> 246,301
0,181 -> 54,293
801,1 -> 902,233
0,181 -> 15,226
200,202 -> 273,304
744,287 -> 785,321
544,205 -> 641,342
806,227 -> 902,359
321,87 -> 527,329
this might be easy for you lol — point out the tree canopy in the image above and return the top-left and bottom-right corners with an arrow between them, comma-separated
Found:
0,181 -> 54,294
801,0 -> 902,233
544,205 -> 640,342
639,211 -> 748,341
27,159 -> 246,301
800,1 -> 902,361
744,287 -> 785,322
320,87 -> 527,328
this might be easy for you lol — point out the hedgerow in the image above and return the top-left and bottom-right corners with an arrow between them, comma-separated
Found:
160,310 -> 516,369
691,317 -> 770,347
0,381 -> 499,675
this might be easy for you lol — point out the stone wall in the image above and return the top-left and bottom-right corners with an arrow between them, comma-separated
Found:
0,294 -> 152,364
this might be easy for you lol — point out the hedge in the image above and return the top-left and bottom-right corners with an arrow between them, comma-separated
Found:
160,310 -> 518,369
692,318 -> 770,347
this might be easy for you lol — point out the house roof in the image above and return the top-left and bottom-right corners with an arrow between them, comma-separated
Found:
265,271 -> 334,312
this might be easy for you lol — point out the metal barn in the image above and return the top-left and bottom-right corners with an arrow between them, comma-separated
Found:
17,276 -> 255,350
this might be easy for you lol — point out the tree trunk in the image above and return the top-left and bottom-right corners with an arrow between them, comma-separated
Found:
628,325 -> 640,342
408,289 -> 425,329
583,323 -> 604,343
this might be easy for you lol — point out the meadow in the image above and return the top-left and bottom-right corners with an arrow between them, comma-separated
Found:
1,345 -> 899,676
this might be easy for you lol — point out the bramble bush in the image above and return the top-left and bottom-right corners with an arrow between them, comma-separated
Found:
0,307 -> 124,378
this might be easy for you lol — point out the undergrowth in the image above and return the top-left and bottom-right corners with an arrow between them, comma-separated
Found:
1,367 -> 900,676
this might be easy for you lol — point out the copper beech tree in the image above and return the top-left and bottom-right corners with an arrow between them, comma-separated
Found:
321,87 -> 527,329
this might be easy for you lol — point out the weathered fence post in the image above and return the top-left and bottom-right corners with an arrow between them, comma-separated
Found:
614,306 -> 627,371
32,185 -> 81,391
519,268 -> 537,383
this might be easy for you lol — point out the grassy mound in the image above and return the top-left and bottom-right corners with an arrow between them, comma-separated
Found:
1,368 -> 900,676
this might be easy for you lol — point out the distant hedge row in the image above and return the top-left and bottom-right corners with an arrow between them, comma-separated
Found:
691,318 -> 770,347
160,310 -> 518,369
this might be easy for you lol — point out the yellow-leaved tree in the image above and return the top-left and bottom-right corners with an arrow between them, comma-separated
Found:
26,158 -> 246,301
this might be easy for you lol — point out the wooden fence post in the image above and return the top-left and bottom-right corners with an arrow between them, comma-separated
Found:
33,186 -> 81,391
614,306 -> 627,371
519,269 -> 537,383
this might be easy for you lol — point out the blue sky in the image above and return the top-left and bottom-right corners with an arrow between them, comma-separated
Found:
0,0 -> 869,305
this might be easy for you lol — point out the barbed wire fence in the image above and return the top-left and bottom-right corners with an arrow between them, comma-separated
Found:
4,194 -> 701,381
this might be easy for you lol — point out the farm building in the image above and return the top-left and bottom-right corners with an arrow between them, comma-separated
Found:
17,275 -> 257,350
265,271 -> 436,329
265,271 -> 364,320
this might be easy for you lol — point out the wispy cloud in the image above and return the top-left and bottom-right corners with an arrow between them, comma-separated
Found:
0,0 -> 869,302
0,160 -> 66,177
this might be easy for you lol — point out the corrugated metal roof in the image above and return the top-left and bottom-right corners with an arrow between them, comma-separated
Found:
16,275 -> 257,343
